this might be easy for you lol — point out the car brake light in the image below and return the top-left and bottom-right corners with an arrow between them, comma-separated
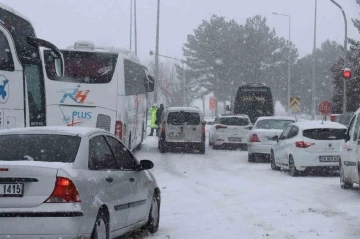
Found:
215,125 -> 227,130
45,177 -> 81,203
202,122 -> 206,134
250,134 -> 260,142
161,122 -> 166,133
295,141 -> 313,148
115,120 -> 123,140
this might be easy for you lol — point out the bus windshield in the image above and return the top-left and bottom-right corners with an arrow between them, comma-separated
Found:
234,86 -> 273,122
44,50 -> 117,84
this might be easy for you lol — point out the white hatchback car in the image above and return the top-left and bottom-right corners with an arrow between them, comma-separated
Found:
0,127 -> 160,239
248,116 -> 295,162
271,121 -> 346,176
209,114 -> 252,149
339,109 -> 360,189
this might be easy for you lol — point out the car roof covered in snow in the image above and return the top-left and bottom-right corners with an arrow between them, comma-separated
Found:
167,107 -> 202,113
0,126 -> 107,136
219,114 -> 249,118
256,116 -> 296,122
291,121 -> 347,130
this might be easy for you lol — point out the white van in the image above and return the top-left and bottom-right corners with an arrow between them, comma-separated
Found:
158,107 -> 205,154
339,108 -> 360,189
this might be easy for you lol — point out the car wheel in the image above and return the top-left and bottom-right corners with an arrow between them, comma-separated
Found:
212,138 -> 218,150
270,151 -> 280,171
248,153 -> 255,163
159,140 -> 167,153
199,143 -> 205,154
288,155 -> 299,177
340,162 -> 353,189
91,210 -> 109,239
146,192 -> 160,233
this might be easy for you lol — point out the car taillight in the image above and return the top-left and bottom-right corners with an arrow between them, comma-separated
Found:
115,120 -> 123,140
202,122 -> 206,134
215,125 -> 227,130
161,122 -> 166,133
295,141 -> 313,148
45,177 -> 81,203
250,134 -> 260,142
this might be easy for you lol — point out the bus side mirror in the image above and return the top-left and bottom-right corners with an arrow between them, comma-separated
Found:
146,75 -> 155,92
28,36 -> 64,77
54,58 -> 63,77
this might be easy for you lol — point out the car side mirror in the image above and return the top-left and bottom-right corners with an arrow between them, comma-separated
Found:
139,159 -> 154,170
245,125 -> 253,130
225,105 -> 231,111
272,135 -> 279,142
344,134 -> 350,142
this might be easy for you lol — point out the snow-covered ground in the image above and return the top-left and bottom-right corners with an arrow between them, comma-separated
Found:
125,135 -> 360,239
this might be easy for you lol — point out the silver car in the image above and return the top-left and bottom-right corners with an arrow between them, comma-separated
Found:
0,127 -> 160,239
248,116 -> 295,162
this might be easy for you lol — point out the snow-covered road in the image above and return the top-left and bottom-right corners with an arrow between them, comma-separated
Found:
128,136 -> 360,239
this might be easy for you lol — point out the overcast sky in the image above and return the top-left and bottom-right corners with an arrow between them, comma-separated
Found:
4,0 -> 359,64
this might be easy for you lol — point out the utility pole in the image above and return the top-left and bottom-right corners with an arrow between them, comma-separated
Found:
329,0 -> 348,113
272,12 -> 291,116
154,0 -> 160,103
312,0 -> 317,119
129,0 -> 132,50
134,0 -> 137,55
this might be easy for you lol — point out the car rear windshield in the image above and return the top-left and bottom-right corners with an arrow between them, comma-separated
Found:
256,119 -> 294,130
167,112 -> 200,125
220,117 -> 249,126
0,134 -> 81,162
303,128 -> 346,140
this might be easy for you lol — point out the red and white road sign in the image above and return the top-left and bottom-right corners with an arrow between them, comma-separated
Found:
319,101 -> 331,115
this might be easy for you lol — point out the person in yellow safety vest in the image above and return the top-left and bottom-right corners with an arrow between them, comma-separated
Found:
148,104 -> 158,136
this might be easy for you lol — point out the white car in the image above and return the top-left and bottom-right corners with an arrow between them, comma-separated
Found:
271,121 -> 347,176
209,114 -> 252,149
248,116 -> 295,162
339,109 -> 360,189
0,127 -> 160,239
158,107 -> 205,154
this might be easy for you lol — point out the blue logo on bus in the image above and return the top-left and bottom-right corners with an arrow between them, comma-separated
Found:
63,111 -> 92,126
0,76 -> 9,104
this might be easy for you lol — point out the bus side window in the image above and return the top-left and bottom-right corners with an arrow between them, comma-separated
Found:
0,31 -> 14,71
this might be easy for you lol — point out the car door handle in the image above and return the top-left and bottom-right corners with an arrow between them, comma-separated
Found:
106,177 -> 114,183
129,177 -> 135,182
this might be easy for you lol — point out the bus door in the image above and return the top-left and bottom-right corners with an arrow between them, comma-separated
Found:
0,25 -> 24,129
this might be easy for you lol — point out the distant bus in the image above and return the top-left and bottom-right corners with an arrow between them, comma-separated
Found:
233,83 -> 274,123
43,41 -> 154,151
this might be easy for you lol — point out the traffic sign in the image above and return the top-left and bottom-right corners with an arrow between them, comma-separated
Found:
319,101 -> 331,115
209,97 -> 216,110
290,97 -> 300,113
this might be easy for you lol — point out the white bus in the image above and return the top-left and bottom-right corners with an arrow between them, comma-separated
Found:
0,3 -> 64,129
42,41 -> 154,151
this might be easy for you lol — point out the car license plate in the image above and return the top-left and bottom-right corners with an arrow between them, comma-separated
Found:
228,137 -> 242,142
319,156 -> 340,162
0,183 -> 24,197
169,132 -> 185,139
